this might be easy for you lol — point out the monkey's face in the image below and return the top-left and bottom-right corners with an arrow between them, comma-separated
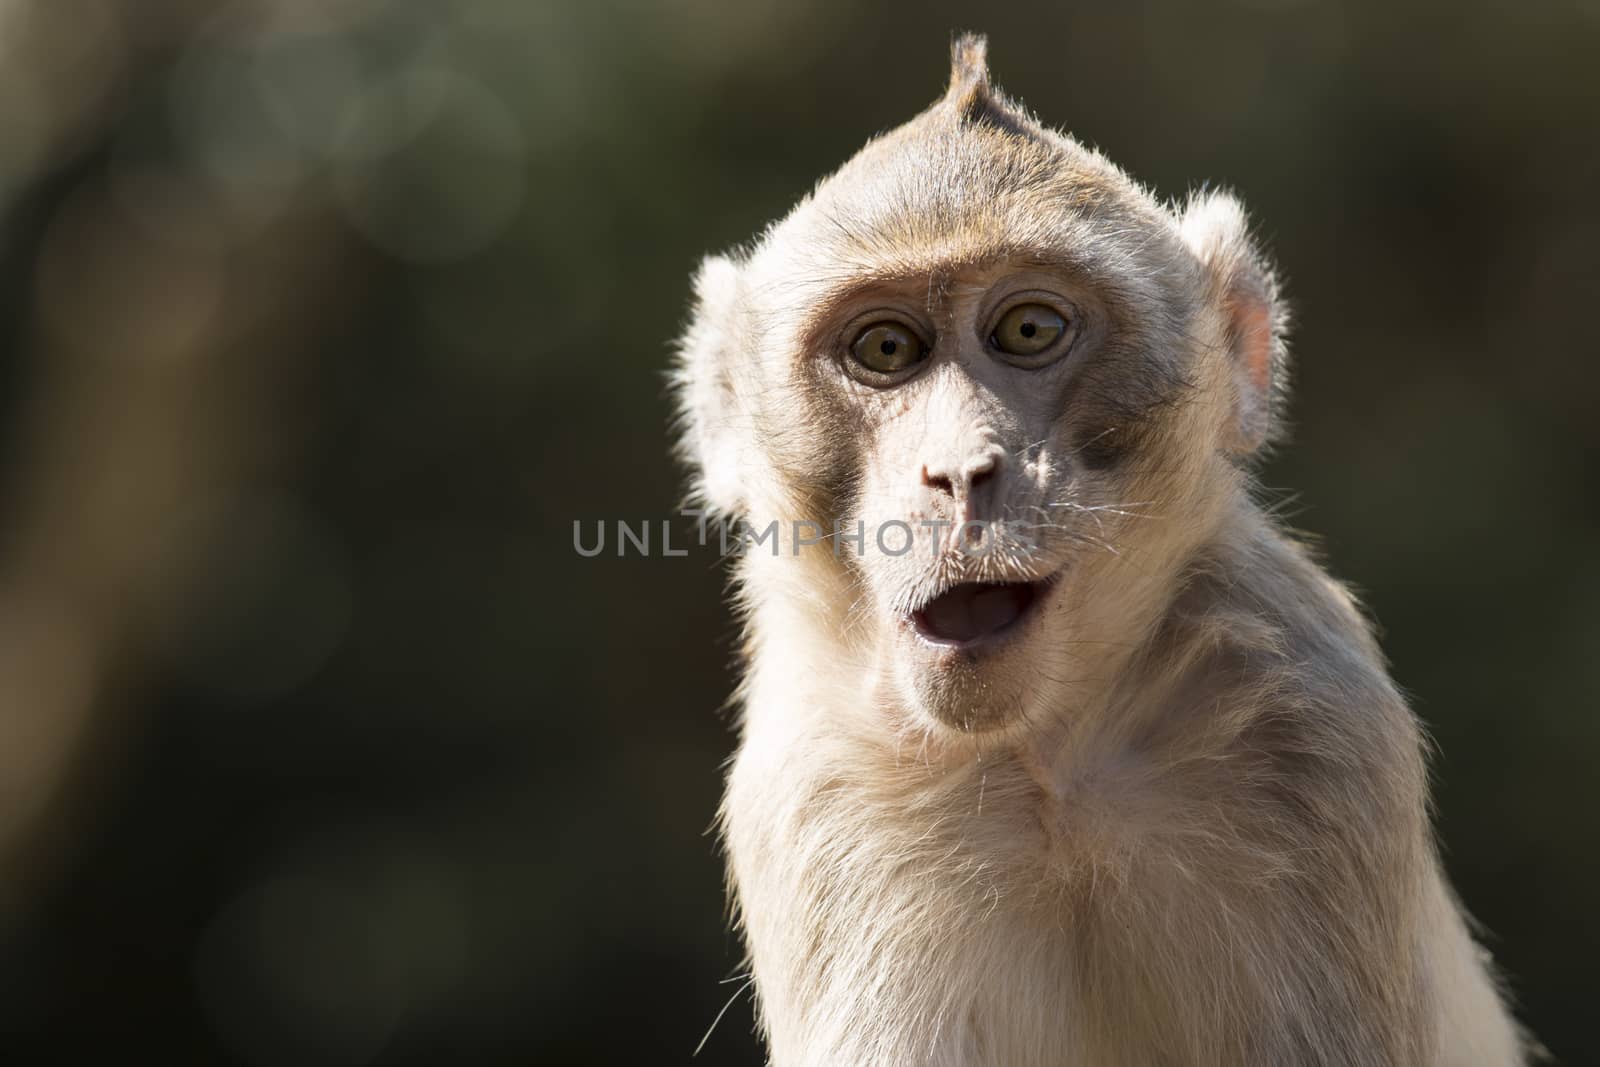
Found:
775,245 -> 1210,733
677,63 -> 1283,735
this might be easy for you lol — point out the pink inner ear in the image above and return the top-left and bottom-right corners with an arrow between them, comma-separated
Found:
1230,288 -> 1273,396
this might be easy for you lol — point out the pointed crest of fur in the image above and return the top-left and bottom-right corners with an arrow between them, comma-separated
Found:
945,34 -> 990,115
942,33 -> 1036,136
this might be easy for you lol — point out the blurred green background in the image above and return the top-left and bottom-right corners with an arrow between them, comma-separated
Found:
0,0 -> 1594,1064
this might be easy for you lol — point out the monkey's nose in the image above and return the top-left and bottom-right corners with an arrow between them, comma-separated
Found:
921,449 -> 1003,516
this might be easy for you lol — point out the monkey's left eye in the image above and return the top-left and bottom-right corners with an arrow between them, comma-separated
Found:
990,303 -> 1069,360
849,322 -> 929,379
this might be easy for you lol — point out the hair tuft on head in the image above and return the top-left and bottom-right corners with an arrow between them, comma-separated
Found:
943,33 -> 1033,136
947,33 -> 991,113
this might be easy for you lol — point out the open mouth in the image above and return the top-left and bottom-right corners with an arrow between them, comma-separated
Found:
910,579 -> 1049,648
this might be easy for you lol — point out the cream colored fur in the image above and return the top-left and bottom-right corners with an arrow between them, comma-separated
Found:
675,35 -> 1529,1066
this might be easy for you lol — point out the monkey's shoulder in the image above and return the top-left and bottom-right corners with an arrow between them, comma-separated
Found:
1118,521 -> 1429,824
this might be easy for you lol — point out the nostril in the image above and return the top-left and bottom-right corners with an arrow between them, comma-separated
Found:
925,454 -> 1003,500
964,452 -> 1002,495
921,464 -> 956,497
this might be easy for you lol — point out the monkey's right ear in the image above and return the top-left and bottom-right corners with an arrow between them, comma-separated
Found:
1180,192 -> 1289,455
673,254 -> 747,515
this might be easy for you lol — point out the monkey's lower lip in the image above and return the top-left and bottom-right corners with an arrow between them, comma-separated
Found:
910,579 -> 1047,648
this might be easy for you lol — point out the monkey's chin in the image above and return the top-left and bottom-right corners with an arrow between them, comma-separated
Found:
893,576 -> 1056,733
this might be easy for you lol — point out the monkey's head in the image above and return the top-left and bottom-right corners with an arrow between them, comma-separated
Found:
676,36 -> 1287,735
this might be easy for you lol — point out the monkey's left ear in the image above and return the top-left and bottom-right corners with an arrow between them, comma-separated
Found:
673,254 -> 747,515
1179,191 -> 1288,455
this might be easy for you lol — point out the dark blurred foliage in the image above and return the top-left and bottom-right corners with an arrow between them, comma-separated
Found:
0,0 -> 1594,1064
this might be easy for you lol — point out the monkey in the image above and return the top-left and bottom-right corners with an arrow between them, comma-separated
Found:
673,35 -> 1530,1067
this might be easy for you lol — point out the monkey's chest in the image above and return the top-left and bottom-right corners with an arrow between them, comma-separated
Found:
726,765 -> 1107,1065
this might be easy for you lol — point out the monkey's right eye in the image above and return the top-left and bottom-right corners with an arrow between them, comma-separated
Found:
849,322 -> 929,380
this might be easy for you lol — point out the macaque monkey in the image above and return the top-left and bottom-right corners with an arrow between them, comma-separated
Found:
673,35 -> 1529,1066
